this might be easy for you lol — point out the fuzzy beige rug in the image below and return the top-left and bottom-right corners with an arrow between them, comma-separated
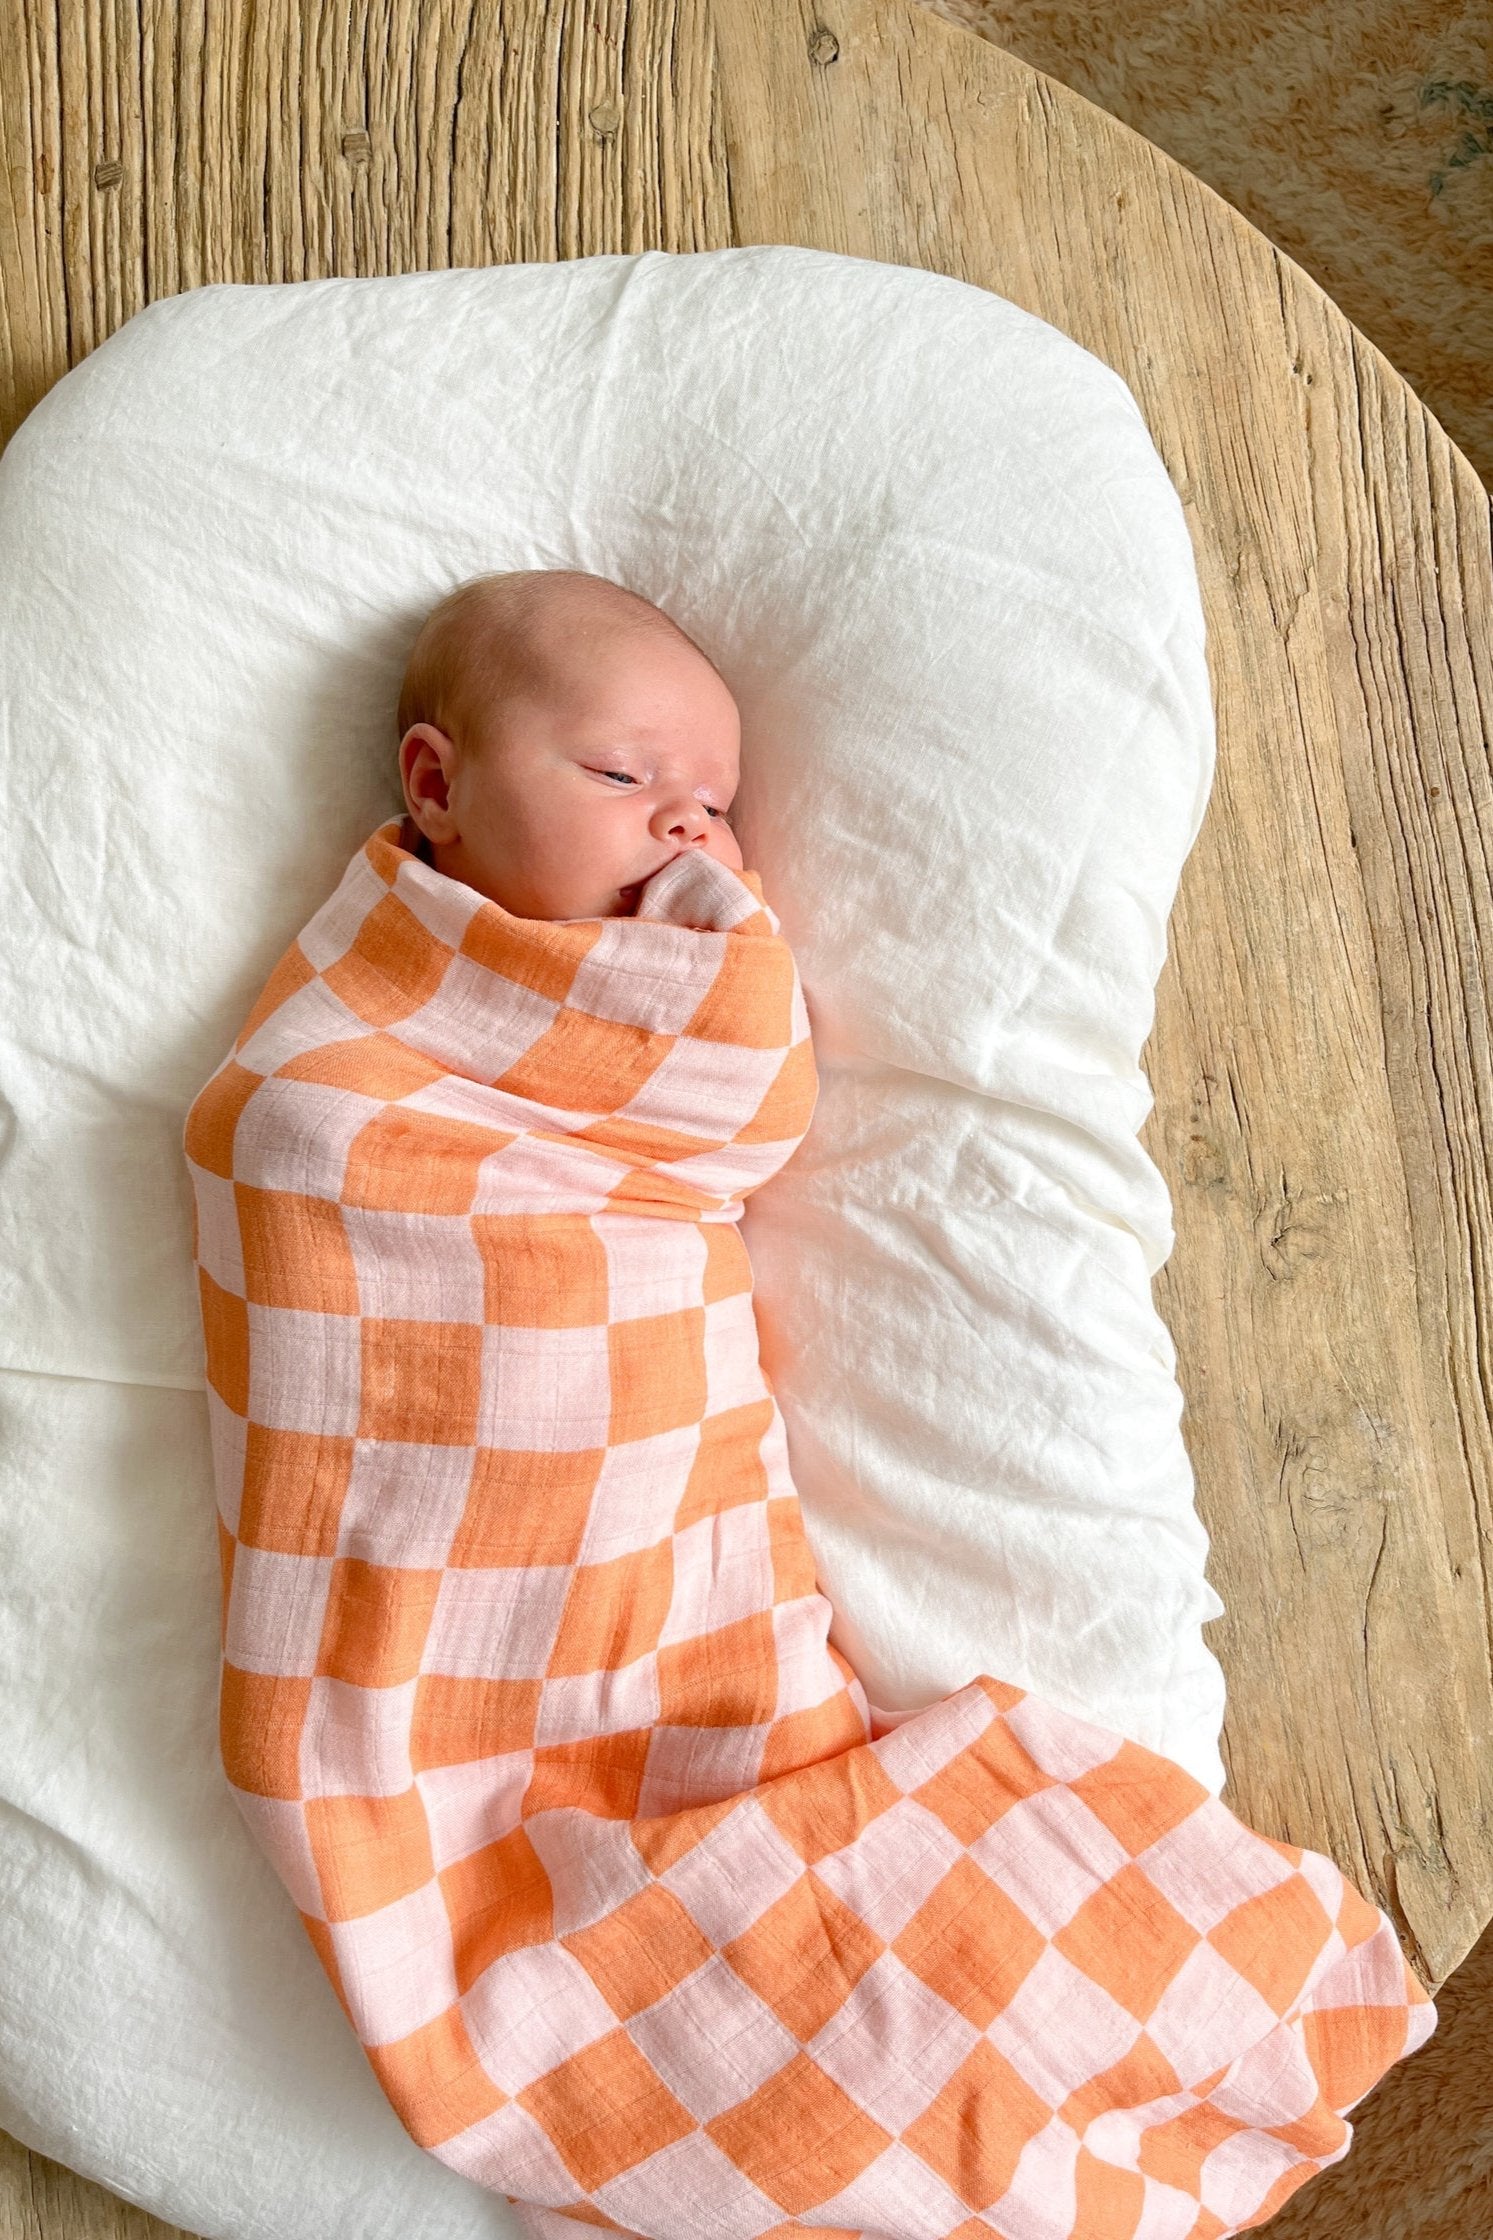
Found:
910,1 -> 1493,2230
1260,1922 -> 1493,2237
915,0 -> 1493,491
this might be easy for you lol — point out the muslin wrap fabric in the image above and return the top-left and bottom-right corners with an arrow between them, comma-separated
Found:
183,816 -> 1435,2240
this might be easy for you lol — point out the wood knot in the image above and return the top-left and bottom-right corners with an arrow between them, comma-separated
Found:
93,159 -> 123,189
340,130 -> 372,163
1181,1132 -> 1227,1190
588,101 -> 622,138
808,25 -> 840,64
1258,1171 -> 1341,1282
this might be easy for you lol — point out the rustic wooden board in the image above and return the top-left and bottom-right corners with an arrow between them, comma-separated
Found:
2,0 -> 1491,2232
0,2131 -> 195,2240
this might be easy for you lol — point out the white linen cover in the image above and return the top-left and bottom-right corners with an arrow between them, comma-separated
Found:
0,246 -> 1227,2240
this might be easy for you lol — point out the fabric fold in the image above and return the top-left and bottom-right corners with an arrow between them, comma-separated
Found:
183,819 -> 1434,2240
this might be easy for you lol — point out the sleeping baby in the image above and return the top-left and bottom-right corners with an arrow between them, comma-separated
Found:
183,567 -> 1435,2240
392,568 -> 745,919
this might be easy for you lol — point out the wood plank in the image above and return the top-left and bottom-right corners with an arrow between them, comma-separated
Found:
0,2128 -> 194,2240
1,0 -> 1490,2231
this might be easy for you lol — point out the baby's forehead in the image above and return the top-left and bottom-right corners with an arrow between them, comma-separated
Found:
467,606 -> 720,711
456,598 -> 625,693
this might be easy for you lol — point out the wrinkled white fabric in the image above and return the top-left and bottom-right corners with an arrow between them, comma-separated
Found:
0,246 -> 1225,2240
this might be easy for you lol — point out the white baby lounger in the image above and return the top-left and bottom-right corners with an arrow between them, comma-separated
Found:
1,247 -> 1231,2238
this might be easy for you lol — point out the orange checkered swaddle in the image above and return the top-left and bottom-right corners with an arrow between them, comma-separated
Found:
184,816 -> 1434,2240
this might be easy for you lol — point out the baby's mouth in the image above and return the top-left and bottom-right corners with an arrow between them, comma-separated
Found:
618,851 -> 684,909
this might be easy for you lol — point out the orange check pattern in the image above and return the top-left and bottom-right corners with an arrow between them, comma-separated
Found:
183,817 -> 1435,2240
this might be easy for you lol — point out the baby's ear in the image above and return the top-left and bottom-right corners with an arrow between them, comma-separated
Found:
398,724 -> 460,829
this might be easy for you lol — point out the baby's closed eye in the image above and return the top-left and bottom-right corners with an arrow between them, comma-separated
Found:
595,768 -> 730,818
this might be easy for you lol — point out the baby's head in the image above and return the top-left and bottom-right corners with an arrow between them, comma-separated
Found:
396,570 -> 743,920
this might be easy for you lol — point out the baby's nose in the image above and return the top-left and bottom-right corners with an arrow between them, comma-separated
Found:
659,795 -> 710,841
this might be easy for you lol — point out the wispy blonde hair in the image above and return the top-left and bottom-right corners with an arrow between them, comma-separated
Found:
395,569 -> 710,753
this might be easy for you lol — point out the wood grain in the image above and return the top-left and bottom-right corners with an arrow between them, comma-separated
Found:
2,0 -> 1491,2232
0,2131 -> 195,2240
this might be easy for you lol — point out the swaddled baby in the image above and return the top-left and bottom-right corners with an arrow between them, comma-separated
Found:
184,569 -> 1434,2240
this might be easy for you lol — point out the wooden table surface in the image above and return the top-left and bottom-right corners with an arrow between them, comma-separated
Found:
2,0 -> 1491,2232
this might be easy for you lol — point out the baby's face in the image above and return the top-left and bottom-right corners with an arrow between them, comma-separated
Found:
401,632 -> 744,921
